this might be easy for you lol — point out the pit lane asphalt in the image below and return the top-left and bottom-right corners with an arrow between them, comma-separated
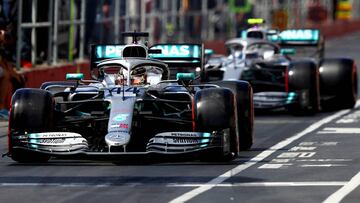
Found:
1,32 -> 360,203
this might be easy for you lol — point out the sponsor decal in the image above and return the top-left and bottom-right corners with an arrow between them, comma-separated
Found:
28,132 -> 81,139
149,132 -> 212,145
111,109 -> 130,114
170,132 -> 199,137
95,45 -> 124,58
30,138 -> 65,144
113,113 -> 129,122
149,45 -> 200,58
29,133 -> 68,139
110,122 -> 129,129
270,29 -> 319,42
105,132 -> 130,146
149,132 -> 212,146
173,138 -> 199,144
28,137 -> 87,145
119,123 -> 129,129
37,138 -> 66,144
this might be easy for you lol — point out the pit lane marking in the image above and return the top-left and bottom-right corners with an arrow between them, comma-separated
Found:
317,127 -> 360,134
0,181 -> 348,188
296,159 -> 351,162
323,171 -> 360,203
169,108 -> 352,203
336,109 -> 360,123
300,164 -> 347,168
255,120 -> 308,124
258,164 -> 292,169
168,181 -> 347,187
0,182 -> 141,187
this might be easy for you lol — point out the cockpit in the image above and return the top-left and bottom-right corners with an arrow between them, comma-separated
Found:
98,61 -> 167,87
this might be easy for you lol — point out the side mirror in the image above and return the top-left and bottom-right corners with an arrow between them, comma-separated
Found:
176,72 -> 195,86
205,49 -> 214,55
280,48 -> 296,55
66,73 -> 84,81
176,73 -> 195,80
66,73 -> 84,92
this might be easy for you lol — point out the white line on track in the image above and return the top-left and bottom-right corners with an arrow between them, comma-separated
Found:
0,183 -> 111,187
0,181 -> 347,188
168,181 -> 347,187
169,107 -> 355,203
323,171 -> 360,203
300,164 -> 347,168
318,127 -> 360,134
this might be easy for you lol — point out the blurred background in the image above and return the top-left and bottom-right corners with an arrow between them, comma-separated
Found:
9,0 -> 360,69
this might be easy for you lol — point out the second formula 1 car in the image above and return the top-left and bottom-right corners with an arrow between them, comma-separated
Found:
204,29 -> 357,114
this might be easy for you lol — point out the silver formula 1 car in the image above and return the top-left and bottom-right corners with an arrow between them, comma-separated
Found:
205,29 -> 357,114
6,32 -> 253,163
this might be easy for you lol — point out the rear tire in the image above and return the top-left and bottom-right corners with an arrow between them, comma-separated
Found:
195,88 -> 238,161
9,88 -> 53,163
319,58 -> 357,110
287,61 -> 320,115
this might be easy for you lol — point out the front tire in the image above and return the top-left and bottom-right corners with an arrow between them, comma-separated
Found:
9,88 -> 54,163
211,80 -> 253,151
195,88 -> 238,161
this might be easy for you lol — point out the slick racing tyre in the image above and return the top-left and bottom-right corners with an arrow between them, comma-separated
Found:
287,60 -> 320,115
211,80 -> 253,151
194,88 -> 238,161
9,88 -> 54,163
319,58 -> 357,110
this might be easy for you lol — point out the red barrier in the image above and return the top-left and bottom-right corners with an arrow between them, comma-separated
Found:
20,61 -> 90,88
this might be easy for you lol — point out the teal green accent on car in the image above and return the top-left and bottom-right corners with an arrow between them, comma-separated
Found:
113,114 -> 129,122
30,144 -> 38,149
149,44 -> 201,58
176,73 -> 195,80
200,132 -> 211,147
205,49 -> 214,55
280,48 -> 296,55
28,133 -> 40,139
269,29 -> 320,43
95,45 -> 124,59
66,73 -> 84,80
286,92 -> 297,104
75,111 -> 91,116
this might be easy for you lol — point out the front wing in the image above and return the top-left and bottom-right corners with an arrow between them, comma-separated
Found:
10,130 -> 231,161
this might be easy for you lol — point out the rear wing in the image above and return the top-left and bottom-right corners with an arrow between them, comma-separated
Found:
90,32 -> 150,71
269,29 -> 324,58
269,29 -> 321,46
149,44 -> 204,69
90,44 -> 125,71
